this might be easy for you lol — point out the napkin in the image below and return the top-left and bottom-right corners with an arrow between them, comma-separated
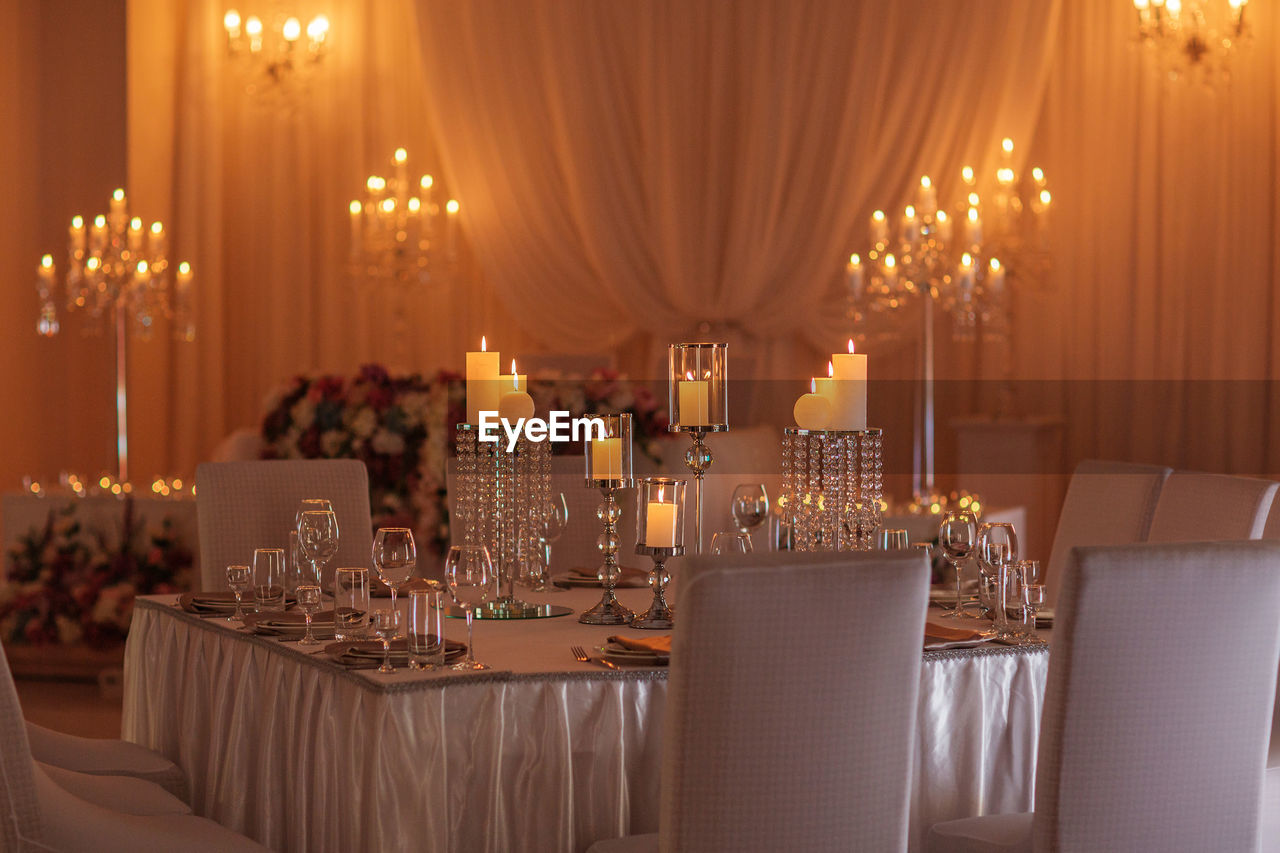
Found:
607,635 -> 672,654
570,566 -> 650,583
923,621 -> 993,650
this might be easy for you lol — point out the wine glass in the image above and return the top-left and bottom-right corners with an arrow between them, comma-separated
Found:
710,531 -> 753,556
373,528 -> 416,615
876,528 -> 910,550
298,510 -> 340,591
445,544 -> 493,671
252,548 -> 286,612
373,609 -> 401,673
976,522 -> 1019,637
296,584 -> 322,646
1022,576 -> 1047,645
533,493 -> 570,592
939,510 -> 977,617
731,484 -> 769,546
295,499 -> 334,585
225,564 -> 251,623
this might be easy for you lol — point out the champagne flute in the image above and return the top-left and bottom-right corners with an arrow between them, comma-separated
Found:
296,584 -> 322,646
373,609 -> 400,673
976,522 -> 1019,638
731,484 -> 769,546
445,544 -> 493,671
298,510 -> 340,592
372,527 -> 416,615
939,510 -> 977,617
225,564 -> 251,623
1022,577 -> 1047,645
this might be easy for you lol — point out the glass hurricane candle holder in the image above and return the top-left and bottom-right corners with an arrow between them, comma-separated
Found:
579,414 -> 636,625
668,342 -> 728,555
633,477 -> 687,630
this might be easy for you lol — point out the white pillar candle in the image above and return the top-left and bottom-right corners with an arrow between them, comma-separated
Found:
148,222 -> 166,258
38,254 -> 55,286
831,339 -> 868,431
645,501 -> 678,548
882,254 -> 898,290
917,176 -> 937,217
902,205 -> 918,245
590,437 -> 622,481
348,201 -> 362,260
68,216 -> 85,254
498,359 -> 527,393
965,208 -> 983,248
90,216 -> 107,253
870,209 -> 888,246
127,217 -> 143,254
987,258 -> 1005,295
814,361 -> 835,400
498,390 -> 535,422
677,375 -> 711,426
846,254 -> 864,300
936,210 -> 952,245
465,336 -> 500,425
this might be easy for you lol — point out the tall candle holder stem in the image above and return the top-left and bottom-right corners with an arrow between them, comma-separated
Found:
633,545 -> 681,629
681,430 -> 714,555
579,482 -> 635,625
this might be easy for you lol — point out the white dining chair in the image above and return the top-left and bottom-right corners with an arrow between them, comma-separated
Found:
195,459 -> 374,591
1043,459 -> 1170,609
928,540 -> 1280,852
1146,470 -> 1277,543
25,720 -> 187,801
589,550 -> 931,853
0,643 -> 267,851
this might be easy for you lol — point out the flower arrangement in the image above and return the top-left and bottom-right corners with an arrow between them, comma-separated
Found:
0,498 -> 193,647
259,363 -> 671,555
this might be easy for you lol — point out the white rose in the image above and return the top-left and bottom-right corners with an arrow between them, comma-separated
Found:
370,429 -> 406,455
290,398 -> 316,429
321,430 -> 345,456
350,407 -> 378,439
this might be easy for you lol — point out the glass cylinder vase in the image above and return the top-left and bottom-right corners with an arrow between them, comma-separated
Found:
667,342 -> 729,432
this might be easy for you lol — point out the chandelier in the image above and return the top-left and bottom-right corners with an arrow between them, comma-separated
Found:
1132,0 -> 1250,83
845,138 -> 1051,507
347,147 -> 462,288
223,8 -> 329,91
36,188 -> 195,483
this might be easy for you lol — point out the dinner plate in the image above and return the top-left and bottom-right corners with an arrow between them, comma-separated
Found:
551,571 -> 649,589
179,592 -> 295,615
601,642 -> 668,666
323,638 -> 467,668
242,610 -> 337,639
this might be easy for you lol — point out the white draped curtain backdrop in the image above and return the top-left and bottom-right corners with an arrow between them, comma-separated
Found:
119,0 -> 1280,478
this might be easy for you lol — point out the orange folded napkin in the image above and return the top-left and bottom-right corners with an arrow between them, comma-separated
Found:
924,621 -> 988,643
607,635 -> 672,654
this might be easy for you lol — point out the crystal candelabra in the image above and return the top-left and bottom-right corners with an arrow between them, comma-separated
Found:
1132,0 -> 1250,85
668,343 -> 729,556
580,414 -> 636,626
844,139 -> 1051,508
36,189 -> 195,484
347,148 -> 462,289
454,424 -> 555,619
223,9 -> 329,92
781,429 -> 883,551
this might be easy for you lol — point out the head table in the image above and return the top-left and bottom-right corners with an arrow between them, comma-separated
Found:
122,584 -> 1048,853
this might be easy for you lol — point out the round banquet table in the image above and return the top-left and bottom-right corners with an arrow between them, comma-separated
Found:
122,585 -> 1048,853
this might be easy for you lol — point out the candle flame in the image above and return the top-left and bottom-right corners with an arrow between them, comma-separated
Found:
1001,137 -> 1014,154
961,165 -> 974,183
408,197 -> 421,212
884,253 -> 896,269
936,210 -> 947,223
129,217 -> 142,231
446,199 -> 460,214
511,358 -> 517,374
848,253 -> 860,266
421,175 -> 434,189
349,200 -> 362,215
685,370 -> 694,381
961,252 -> 973,267
810,378 -> 816,393
380,198 -> 395,213
112,188 -> 124,201
847,338 -> 855,354
1031,167 -> 1045,182
150,221 -> 162,234
481,335 -> 487,352
136,260 -> 148,274
657,484 -> 665,503
1039,189 -> 1052,205
920,175 -> 931,189
393,147 -> 407,164
703,369 -> 711,380
989,258 -> 1002,272
967,207 -> 979,223
40,254 -> 53,268
178,261 -> 191,275
71,215 -> 83,228
827,361 -> 834,378
904,204 -> 916,218
94,215 -> 106,228
968,192 -> 980,207
872,209 -> 885,222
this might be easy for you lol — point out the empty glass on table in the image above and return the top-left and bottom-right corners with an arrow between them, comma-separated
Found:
373,609 -> 401,674
976,522 -> 1019,638
408,589 -> 445,670
938,510 -> 978,617
1022,573 -> 1047,645
710,531 -> 753,556
445,544 -> 493,671
294,499 -> 335,586
296,583 -> 323,646
373,527 -> 416,614
225,564 -> 251,623
333,567 -> 370,640
252,548 -> 286,611
298,509 -> 340,591
531,492 -> 570,592
876,528 -> 910,550
730,484 -> 769,548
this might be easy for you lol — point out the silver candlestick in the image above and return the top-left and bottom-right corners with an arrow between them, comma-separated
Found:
633,476 -> 687,630
633,545 -> 681,630
668,342 -> 729,555
580,413 -> 636,625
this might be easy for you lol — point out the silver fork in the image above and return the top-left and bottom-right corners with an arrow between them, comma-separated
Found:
571,645 -> 620,670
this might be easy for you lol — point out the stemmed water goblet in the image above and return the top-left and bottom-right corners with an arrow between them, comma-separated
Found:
445,544 -> 493,671
225,564 -> 251,623
938,510 -> 978,617
298,509 -> 340,592
976,522 -> 1019,638
710,531 -> 753,556
1022,574 -> 1047,645
373,609 -> 401,673
531,493 -> 570,592
296,584 -> 323,646
731,484 -> 769,548
295,499 -> 334,586
373,527 -> 416,617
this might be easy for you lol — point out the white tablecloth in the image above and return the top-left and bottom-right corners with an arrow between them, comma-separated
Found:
122,587 -> 1047,852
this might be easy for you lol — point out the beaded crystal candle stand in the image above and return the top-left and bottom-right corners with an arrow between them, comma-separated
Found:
580,414 -> 636,625
455,424 -> 554,618
633,476 -> 687,630
781,428 -> 884,551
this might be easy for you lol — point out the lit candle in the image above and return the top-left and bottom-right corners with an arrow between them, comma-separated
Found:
936,210 -> 952,244
109,188 -> 126,218
917,176 -> 937,217
148,221 -> 165,257
793,378 -> 833,430
830,339 -> 868,431
498,390 -> 535,422
68,216 -> 85,254
127,217 -> 143,253
90,215 -> 107,253
445,199 -> 460,257
282,17 -> 301,44
245,15 -> 263,51
957,253 -> 975,293
814,361 -> 835,400
870,209 -> 888,246
961,165 -> 975,187
465,336 -> 500,425
176,261 -> 192,292
846,254 -> 864,300
882,253 -> 898,290
498,359 -> 527,393
224,9 -> 241,40
420,175 -> 434,215
393,148 -> 408,200
134,259 -> 151,287
38,254 -> 55,285
306,16 -> 329,50
645,486 -> 678,548
902,205 -> 918,245
349,200 -> 362,261
1036,189 -> 1051,232
965,207 -> 983,247
590,437 -> 623,481
987,258 -> 1005,295
677,371 -> 711,426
